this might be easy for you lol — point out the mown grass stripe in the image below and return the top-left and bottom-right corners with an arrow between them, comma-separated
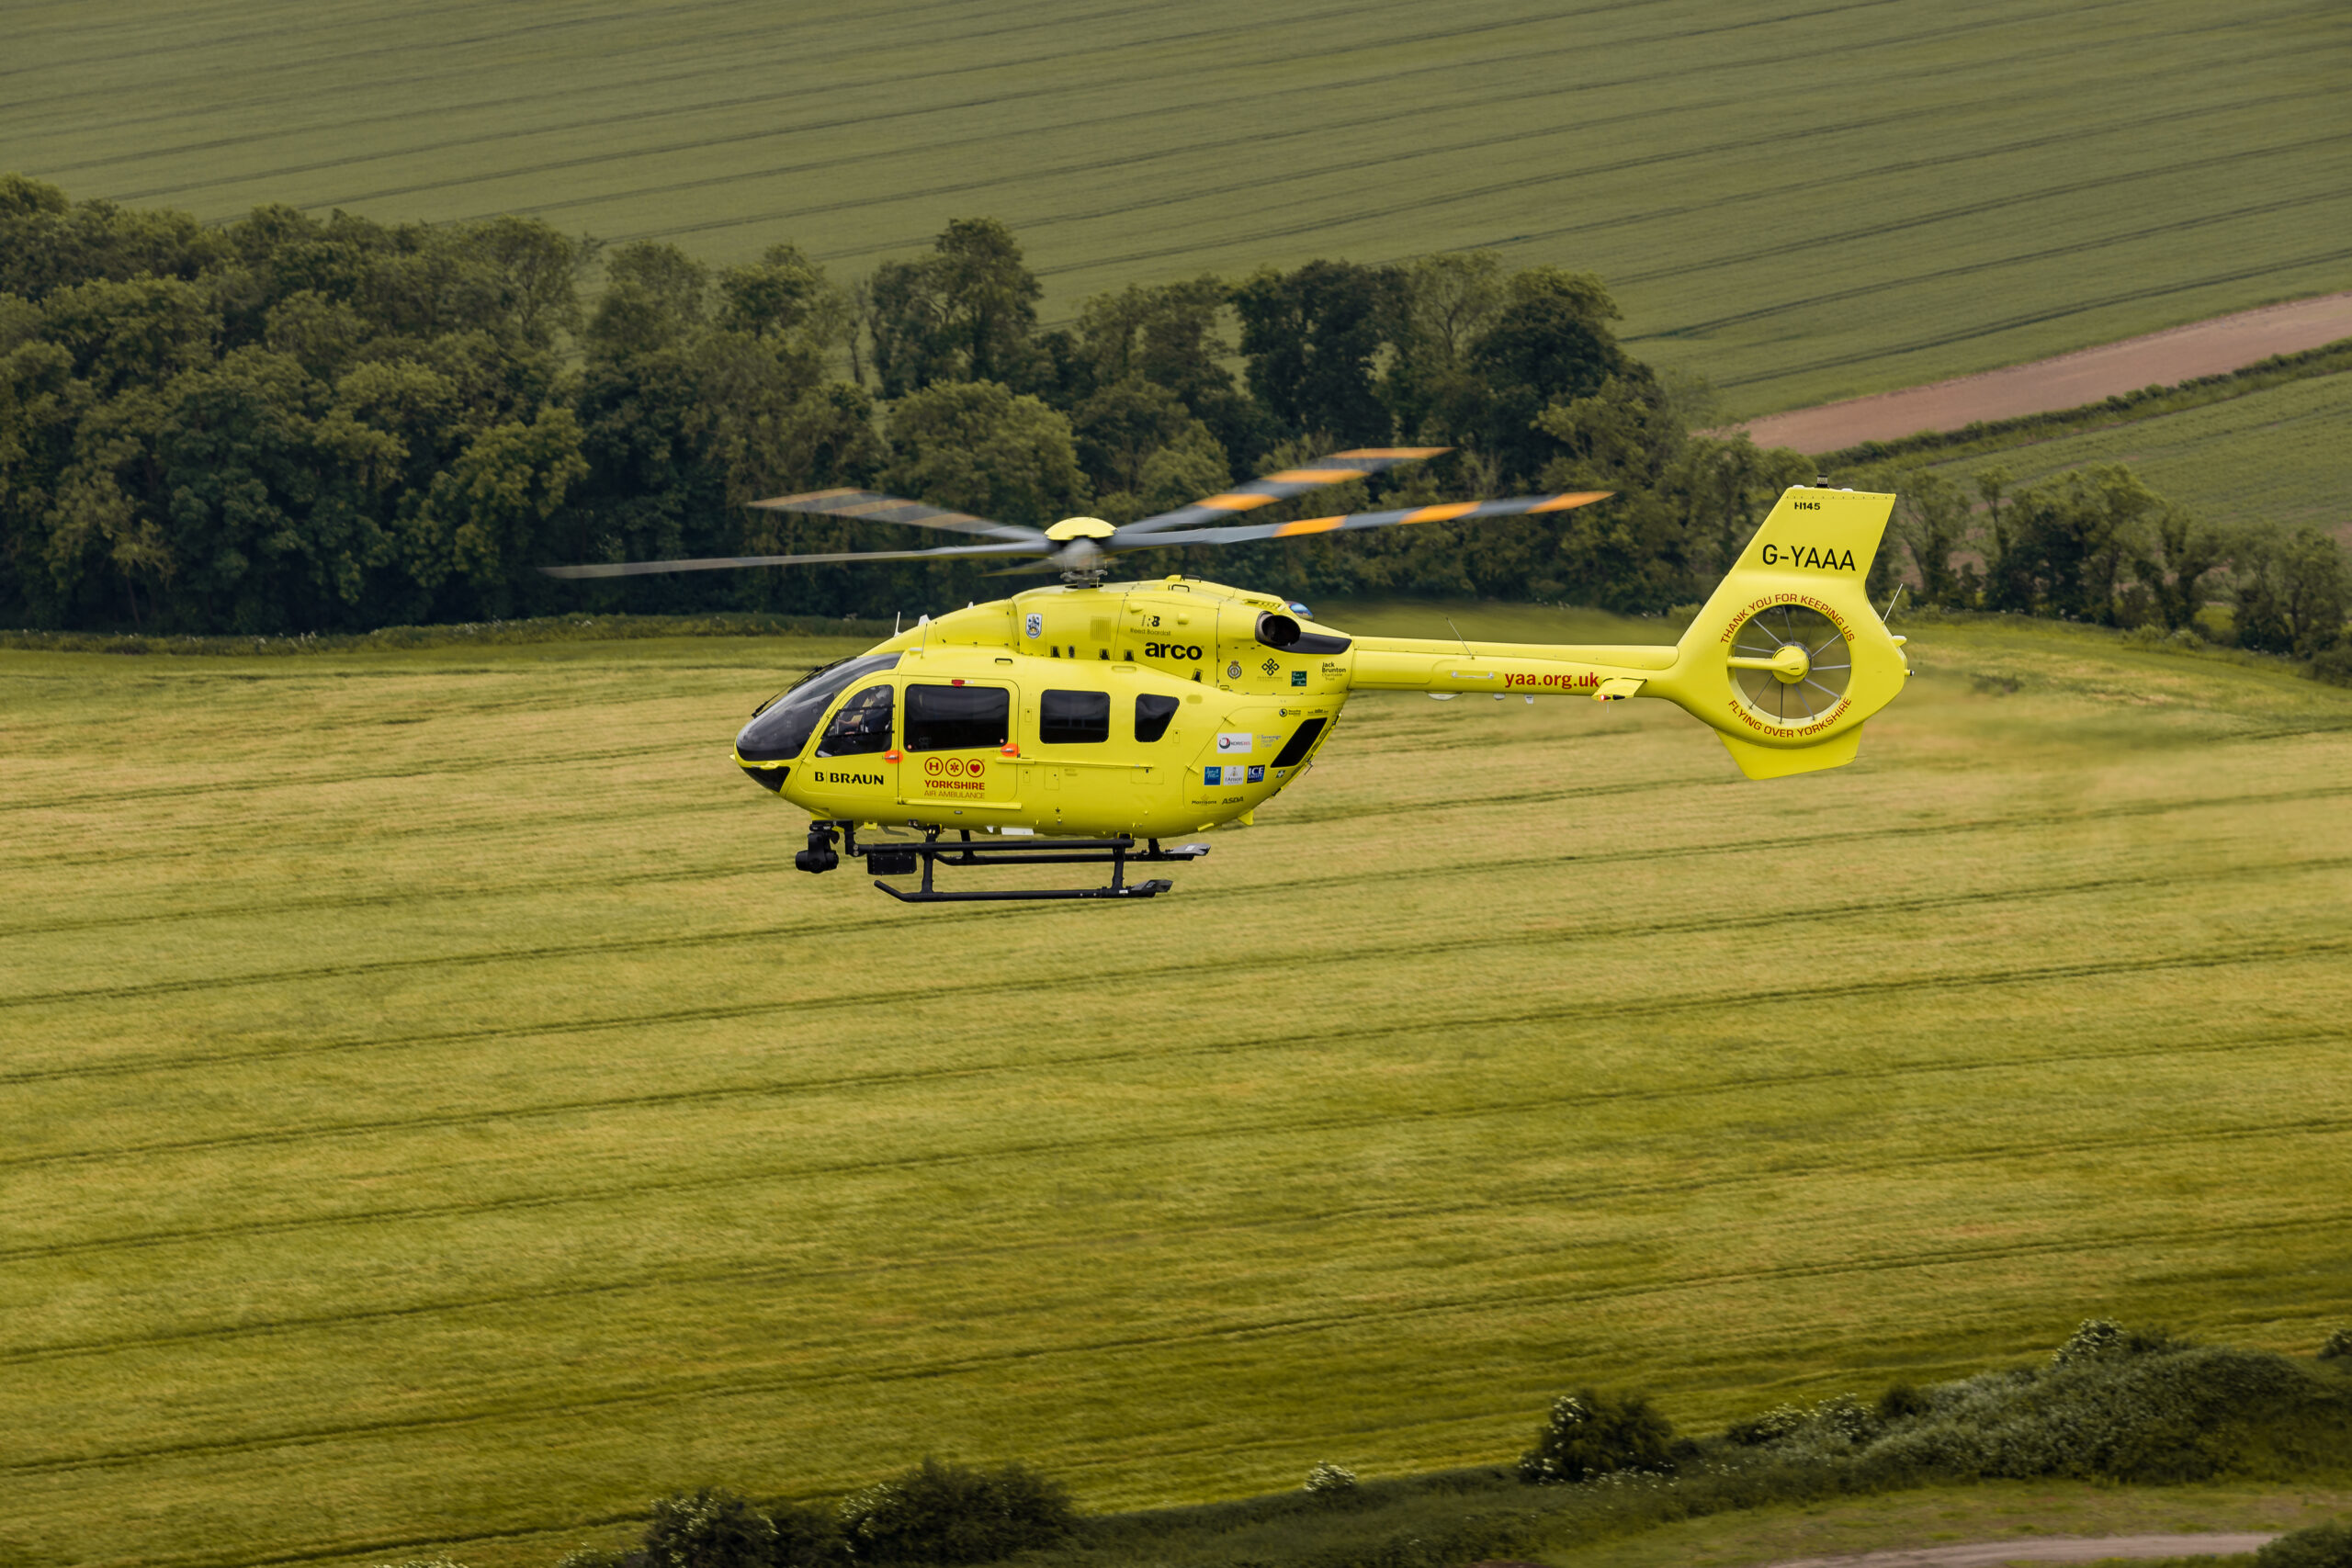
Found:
8,850 -> 2331,1011
6,935 -> 2342,1269
7,1086 -> 2340,1370
6,1205 -> 2341,1484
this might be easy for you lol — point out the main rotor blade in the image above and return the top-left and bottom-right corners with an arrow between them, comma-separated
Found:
1106,490 -> 1612,551
539,539 -> 1049,580
1118,446 -> 1450,536
747,488 -> 1044,544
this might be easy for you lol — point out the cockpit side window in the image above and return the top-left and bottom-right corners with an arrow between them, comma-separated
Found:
816,682 -> 894,756
1134,694 -> 1180,743
1040,689 -> 1110,744
904,684 -> 1010,750
737,652 -> 900,761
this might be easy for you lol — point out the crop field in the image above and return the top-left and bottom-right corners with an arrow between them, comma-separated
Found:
6,0 -> 2347,414
1917,368 -> 2352,536
5,608 -> 2349,1568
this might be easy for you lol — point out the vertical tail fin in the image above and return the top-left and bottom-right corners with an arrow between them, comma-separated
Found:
1650,486 -> 1908,779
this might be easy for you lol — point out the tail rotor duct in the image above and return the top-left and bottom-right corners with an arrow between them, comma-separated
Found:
1727,604 -> 1851,726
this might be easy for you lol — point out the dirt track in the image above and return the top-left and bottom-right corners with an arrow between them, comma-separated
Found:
1730,292 -> 2352,455
1758,1532 -> 2278,1566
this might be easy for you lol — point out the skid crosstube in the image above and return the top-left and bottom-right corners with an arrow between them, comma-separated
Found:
809,824 -> 1208,903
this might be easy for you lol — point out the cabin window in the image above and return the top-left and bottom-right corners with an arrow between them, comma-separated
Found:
1271,716 -> 1327,768
816,682 -> 894,756
905,683 -> 1010,750
1134,694 -> 1180,743
1040,689 -> 1110,744
737,652 -> 900,761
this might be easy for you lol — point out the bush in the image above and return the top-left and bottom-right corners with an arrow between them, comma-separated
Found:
1876,1382 -> 1933,1421
837,1458 -> 1073,1565
2321,1326 -> 2352,1360
1518,1388 -> 1677,1483
2052,1317 -> 2178,1367
635,1490 -> 841,1568
2257,1521 -> 2352,1568
646,1491 -> 783,1568
1856,1344 -> 2320,1484
1303,1462 -> 1360,1496
1724,1403 -> 1811,1447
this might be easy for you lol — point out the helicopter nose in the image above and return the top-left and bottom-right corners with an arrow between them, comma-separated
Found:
740,763 -> 788,792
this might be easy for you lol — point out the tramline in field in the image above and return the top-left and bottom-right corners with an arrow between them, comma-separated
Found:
546,453 -> 1905,901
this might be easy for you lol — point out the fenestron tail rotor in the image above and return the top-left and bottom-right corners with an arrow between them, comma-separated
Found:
537,450 -> 1611,582
1725,603 -> 1853,726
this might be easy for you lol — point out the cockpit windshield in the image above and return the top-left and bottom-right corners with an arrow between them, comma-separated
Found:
736,653 -> 900,761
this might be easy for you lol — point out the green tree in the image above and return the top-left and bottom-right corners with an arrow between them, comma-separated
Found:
1380,250 -> 1507,446
586,242 -> 710,361
718,242 -> 842,345
1882,468 -> 1973,607
863,220 -> 1043,399
1468,266 -> 1626,483
930,217 -> 1040,388
2230,523 -> 2349,656
1533,370 -> 1702,612
881,378 -> 1086,526
1070,376 -> 1194,502
1232,259 -> 1396,446
2129,503 -> 2227,631
412,405 -> 586,616
2004,464 -> 2160,623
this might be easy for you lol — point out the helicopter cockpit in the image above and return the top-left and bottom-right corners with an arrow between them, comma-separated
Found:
736,652 -> 900,786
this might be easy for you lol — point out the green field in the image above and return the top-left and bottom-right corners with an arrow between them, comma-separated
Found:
1917,368 -> 2352,536
4,607 -> 2349,1568
6,0 -> 2348,414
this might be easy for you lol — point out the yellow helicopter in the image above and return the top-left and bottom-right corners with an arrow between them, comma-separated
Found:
545,450 -> 1904,901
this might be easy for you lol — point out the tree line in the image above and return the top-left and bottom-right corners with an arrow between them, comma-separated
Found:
1860,460 -> 2348,665
2,172 -> 2344,667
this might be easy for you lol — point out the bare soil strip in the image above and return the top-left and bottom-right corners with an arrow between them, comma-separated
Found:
1732,292 -> 2352,454
1758,1532 -> 2278,1566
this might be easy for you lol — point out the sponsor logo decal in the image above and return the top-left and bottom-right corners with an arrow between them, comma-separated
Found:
919,753 -> 989,792
1215,731 -> 1253,753
1024,611 -> 1043,637
1204,764 -> 1250,786
1145,641 -> 1204,660
1759,543 -> 1856,570
815,771 -> 886,785
1247,765 -> 1264,783
1290,669 -> 1307,686
1226,660 -> 1243,679
1260,656 -> 1279,676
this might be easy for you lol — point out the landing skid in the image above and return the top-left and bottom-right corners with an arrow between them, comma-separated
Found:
797,822 -> 1208,902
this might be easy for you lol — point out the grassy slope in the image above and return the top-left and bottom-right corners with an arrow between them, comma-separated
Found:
4,612 -> 2350,1568
1915,368 -> 2352,536
6,0 -> 2348,414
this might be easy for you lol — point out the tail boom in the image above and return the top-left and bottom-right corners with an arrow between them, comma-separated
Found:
1343,487 -> 1906,779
